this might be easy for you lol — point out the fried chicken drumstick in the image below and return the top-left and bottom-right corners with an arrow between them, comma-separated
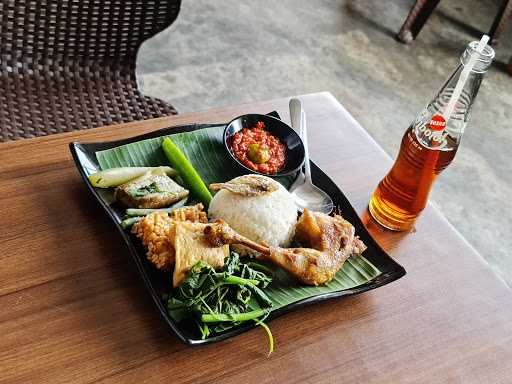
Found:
204,209 -> 366,286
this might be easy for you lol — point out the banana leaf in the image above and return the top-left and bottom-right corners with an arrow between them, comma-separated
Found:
94,126 -> 381,322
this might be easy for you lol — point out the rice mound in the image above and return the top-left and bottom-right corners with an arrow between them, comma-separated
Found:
208,176 -> 297,247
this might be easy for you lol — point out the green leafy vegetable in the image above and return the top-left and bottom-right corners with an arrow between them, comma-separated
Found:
88,166 -> 177,188
162,137 -> 213,207
201,308 -> 270,323
167,253 -> 274,353
130,182 -> 162,197
254,319 -> 274,357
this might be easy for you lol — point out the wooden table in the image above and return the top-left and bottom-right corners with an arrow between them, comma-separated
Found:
1,92 -> 511,383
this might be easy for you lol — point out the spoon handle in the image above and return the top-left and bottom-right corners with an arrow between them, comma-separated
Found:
301,110 -> 312,183
289,98 -> 305,189
289,98 -> 302,134
289,98 -> 302,135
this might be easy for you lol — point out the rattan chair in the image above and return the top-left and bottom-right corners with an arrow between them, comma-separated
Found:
0,0 -> 181,142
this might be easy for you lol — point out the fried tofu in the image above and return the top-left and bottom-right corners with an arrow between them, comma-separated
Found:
172,221 -> 229,287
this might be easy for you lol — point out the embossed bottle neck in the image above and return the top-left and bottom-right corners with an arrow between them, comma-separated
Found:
460,41 -> 495,73
412,41 -> 494,152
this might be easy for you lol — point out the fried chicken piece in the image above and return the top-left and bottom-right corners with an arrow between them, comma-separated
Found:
204,210 -> 367,285
132,204 -> 208,271
209,175 -> 279,196
270,209 -> 367,284
295,209 -> 366,256
204,221 -> 339,284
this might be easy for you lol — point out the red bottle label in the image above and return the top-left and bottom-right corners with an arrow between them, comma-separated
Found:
414,114 -> 451,151
428,114 -> 446,131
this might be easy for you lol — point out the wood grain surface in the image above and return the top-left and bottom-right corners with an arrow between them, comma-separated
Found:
1,92 -> 511,384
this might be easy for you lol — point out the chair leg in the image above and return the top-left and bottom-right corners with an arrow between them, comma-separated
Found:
489,0 -> 512,45
397,0 -> 442,44
507,57 -> 512,75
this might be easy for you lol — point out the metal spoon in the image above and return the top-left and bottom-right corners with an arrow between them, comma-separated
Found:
289,101 -> 334,214
289,98 -> 305,189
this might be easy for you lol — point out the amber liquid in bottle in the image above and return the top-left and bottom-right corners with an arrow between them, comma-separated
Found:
369,127 -> 457,231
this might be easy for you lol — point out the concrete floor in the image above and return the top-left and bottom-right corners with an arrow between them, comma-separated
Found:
138,0 -> 512,285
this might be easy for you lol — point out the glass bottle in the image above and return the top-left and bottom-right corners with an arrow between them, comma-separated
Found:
369,41 -> 495,231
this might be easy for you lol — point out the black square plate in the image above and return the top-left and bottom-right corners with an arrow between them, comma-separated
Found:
69,121 -> 405,345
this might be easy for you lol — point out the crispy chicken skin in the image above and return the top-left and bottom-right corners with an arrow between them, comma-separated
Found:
132,204 -> 207,271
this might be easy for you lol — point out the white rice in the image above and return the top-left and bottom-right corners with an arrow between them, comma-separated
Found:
208,176 -> 297,247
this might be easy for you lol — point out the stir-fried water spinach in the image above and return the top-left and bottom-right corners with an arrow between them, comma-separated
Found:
167,252 -> 274,354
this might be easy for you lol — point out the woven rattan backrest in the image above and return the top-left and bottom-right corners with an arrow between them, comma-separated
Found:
0,0 -> 180,67
0,0 -> 180,141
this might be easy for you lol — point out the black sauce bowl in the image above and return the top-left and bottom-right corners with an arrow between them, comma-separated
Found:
223,113 -> 305,177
